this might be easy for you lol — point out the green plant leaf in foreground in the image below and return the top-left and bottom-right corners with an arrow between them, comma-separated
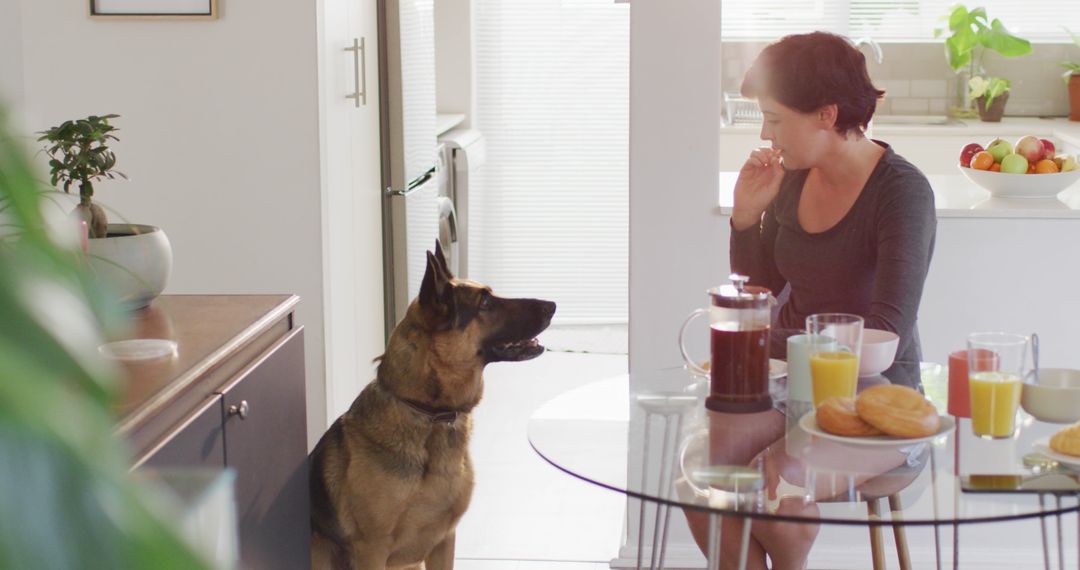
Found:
0,106 -> 210,569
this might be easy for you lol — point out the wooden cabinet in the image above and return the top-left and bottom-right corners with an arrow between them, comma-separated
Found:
220,328 -> 310,570
142,395 -> 225,470
118,295 -> 309,570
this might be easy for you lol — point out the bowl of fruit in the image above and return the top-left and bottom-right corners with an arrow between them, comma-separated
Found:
958,136 -> 1080,198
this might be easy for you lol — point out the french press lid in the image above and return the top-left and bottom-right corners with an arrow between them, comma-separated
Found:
709,274 -> 772,309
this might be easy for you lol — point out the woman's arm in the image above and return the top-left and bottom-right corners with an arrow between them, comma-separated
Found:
730,205 -> 788,295
866,175 -> 937,336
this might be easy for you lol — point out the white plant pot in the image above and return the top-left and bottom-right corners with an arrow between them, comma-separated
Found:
86,224 -> 172,309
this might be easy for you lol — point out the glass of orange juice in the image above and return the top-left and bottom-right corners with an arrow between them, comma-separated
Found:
967,332 -> 1027,439
806,314 -> 864,407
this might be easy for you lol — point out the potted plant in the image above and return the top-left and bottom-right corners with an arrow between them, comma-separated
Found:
38,114 -> 172,308
936,5 -> 1032,121
1059,28 -> 1080,121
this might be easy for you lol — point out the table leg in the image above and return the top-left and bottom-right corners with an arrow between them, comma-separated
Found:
650,416 -> 673,570
952,522 -> 959,570
636,414 -> 652,570
657,414 -> 684,570
736,516 -> 752,570
707,513 -> 721,570
1054,495 -> 1063,570
1041,495 -> 1051,570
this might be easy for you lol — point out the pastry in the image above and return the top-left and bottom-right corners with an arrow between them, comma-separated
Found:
1050,423 -> 1080,457
856,384 -> 940,439
816,396 -> 884,437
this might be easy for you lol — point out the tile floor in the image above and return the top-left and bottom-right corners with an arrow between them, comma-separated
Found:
453,349 -> 628,569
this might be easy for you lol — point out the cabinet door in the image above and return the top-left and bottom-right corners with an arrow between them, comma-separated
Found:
141,396 -> 225,469
221,327 -> 309,570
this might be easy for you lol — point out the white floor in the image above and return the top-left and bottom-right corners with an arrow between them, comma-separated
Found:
454,349 -> 628,569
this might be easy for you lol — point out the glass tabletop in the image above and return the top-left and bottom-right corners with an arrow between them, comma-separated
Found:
527,362 -> 1080,526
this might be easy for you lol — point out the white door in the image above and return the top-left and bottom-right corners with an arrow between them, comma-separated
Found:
319,0 -> 384,423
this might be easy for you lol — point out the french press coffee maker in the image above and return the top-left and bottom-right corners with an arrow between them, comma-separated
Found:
679,274 -> 773,413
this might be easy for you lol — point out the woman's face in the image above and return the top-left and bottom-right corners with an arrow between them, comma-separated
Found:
757,96 -> 836,170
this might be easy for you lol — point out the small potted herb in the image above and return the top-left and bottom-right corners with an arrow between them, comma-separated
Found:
37,114 -> 172,308
38,114 -> 126,238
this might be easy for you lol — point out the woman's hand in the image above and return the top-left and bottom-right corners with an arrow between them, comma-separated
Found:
731,147 -> 784,231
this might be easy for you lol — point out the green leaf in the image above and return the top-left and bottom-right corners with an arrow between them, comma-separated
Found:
981,19 -> 1032,57
946,31 -> 976,71
948,5 -> 969,33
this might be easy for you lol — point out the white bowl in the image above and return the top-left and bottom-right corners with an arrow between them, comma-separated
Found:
859,329 -> 899,377
958,164 -> 1080,198
1021,368 -> 1080,424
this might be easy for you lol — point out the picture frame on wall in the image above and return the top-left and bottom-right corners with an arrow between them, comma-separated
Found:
90,0 -> 218,19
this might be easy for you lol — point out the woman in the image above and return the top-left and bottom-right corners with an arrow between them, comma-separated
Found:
731,32 -> 936,376
683,31 -> 936,569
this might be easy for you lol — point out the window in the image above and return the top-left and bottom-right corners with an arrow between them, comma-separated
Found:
470,0 -> 629,326
723,1 -> 1080,42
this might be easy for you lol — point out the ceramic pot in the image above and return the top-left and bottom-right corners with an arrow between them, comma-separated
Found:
86,224 -> 173,309
1070,75 -> 1080,122
976,91 -> 1009,122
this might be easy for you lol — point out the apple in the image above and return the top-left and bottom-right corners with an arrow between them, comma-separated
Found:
1014,135 -> 1045,164
1062,155 -> 1079,172
1040,139 -> 1056,161
959,143 -> 984,167
1000,153 -> 1029,174
986,138 -> 1012,163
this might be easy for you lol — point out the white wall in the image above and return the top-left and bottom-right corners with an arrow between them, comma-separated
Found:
626,0 -> 722,564
0,0 -> 24,117
14,0 -> 328,445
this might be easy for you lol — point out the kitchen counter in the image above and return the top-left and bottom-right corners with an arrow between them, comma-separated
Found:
722,116 -> 1080,143
717,172 -> 1080,219
717,117 -> 1080,218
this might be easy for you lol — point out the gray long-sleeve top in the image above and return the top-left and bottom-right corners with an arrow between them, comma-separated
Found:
730,142 -> 936,382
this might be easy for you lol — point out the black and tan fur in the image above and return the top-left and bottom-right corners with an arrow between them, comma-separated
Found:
309,243 -> 556,569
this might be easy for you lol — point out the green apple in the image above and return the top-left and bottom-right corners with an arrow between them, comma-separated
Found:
1062,155 -> 1079,172
1000,153 -> 1029,174
987,138 -> 1012,163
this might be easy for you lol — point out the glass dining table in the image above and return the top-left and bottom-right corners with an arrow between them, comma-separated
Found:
528,360 -> 1080,570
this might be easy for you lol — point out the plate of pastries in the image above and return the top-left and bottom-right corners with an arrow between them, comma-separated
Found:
800,384 -> 954,446
1033,423 -> 1080,468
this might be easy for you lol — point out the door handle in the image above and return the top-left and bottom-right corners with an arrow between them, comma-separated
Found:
228,400 -> 250,420
345,37 -> 367,107
437,196 -> 458,244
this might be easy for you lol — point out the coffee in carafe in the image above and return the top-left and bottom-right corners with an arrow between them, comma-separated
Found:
680,274 -> 773,413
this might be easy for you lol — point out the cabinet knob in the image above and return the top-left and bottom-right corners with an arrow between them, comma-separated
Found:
228,400 -> 250,420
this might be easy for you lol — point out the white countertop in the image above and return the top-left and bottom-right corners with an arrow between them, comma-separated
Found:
717,172 -> 1080,219
717,117 -> 1080,219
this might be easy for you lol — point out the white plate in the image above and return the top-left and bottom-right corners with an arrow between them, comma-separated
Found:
769,358 -> 787,380
799,411 -> 955,446
1032,437 -> 1080,468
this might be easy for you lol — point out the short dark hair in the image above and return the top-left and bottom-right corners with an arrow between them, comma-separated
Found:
740,32 -> 885,136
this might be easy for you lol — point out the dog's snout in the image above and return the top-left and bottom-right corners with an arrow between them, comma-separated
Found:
541,301 -> 556,318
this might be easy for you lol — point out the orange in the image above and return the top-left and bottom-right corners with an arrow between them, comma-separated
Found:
971,151 -> 995,170
990,163 -> 1001,172
1027,163 -> 1037,174
1035,159 -> 1059,174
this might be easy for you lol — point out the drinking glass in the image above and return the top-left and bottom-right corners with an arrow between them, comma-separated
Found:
967,332 -> 1027,439
806,313 -> 864,407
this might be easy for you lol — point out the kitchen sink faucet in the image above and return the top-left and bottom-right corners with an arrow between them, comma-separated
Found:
853,37 -> 883,65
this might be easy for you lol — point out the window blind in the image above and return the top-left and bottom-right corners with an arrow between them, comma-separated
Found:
724,1 -> 1080,42
470,0 -> 629,326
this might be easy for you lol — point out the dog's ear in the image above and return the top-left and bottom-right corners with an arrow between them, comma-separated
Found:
419,250 -> 454,326
433,240 -> 453,279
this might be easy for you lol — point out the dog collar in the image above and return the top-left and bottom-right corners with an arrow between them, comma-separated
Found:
400,398 -> 461,424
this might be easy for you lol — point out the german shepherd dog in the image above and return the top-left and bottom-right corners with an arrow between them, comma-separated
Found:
309,243 -> 556,569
